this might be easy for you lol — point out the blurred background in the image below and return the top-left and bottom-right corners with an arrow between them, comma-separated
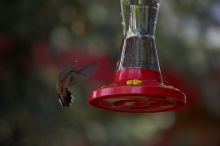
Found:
1,0 -> 220,146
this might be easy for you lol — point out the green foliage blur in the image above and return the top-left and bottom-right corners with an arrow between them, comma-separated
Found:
1,0 -> 220,146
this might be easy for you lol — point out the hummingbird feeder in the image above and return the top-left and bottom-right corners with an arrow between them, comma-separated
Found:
89,0 -> 186,113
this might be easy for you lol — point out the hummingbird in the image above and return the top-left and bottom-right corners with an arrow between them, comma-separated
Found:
56,62 -> 97,108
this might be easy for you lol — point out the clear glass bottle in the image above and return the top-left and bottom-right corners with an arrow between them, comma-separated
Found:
117,0 -> 160,71
89,0 -> 186,113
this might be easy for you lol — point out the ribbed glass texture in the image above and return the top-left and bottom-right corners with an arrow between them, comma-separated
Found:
117,0 -> 160,71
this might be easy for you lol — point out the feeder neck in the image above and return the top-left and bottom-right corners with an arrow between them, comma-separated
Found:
121,0 -> 159,38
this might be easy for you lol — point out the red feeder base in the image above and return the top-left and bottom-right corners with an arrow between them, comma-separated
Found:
89,69 -> 186,113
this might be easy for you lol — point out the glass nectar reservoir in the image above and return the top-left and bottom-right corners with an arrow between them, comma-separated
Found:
89,0 -> 186,113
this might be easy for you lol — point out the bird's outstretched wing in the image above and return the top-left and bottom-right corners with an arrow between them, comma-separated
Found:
56,62 -> 98,108
77,62 -> 98,77
67,62 -> 98,86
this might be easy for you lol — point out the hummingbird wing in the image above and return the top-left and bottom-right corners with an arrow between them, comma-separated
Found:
56,62 -> 98,108
58,64 -> 76,82
77,62 -> 98,77
67,62 -> 98,86
58,64 -> 86,85
67,71 -> 87,86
